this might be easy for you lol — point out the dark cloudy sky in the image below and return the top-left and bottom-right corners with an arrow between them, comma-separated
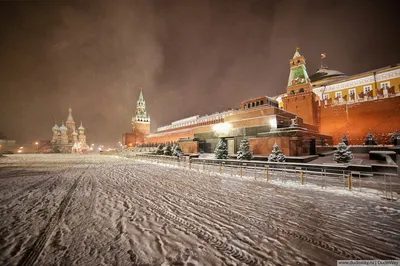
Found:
1,0 -> 399,145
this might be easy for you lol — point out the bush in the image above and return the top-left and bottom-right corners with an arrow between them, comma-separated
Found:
268,143 -> 286,162
214,138 -> 229,159
333,142 -> 353,163
172,143 -> 183,156
163,144 -> 172,156
365,133 -> 377,145
237,138 -> 252,160
156,144 -> 164,155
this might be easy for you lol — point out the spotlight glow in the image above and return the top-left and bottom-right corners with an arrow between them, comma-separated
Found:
212,123 -> 232,135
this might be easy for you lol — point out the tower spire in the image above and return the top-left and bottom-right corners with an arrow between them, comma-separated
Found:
67,107 -> 74,122
138,87 -> 144,101
132,87 -> 150,125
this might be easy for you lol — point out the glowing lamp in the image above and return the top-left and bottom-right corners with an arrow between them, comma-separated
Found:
212,123 -> 232,135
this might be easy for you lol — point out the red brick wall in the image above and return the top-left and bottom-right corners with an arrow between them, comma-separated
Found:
134,123 -> 150,136
249,137 -> 299,156
319,97 -> 400,145
180,141 -> 199,154
122,133 -> 136,147
145,129 -> 195,144
282,92 -> 318,126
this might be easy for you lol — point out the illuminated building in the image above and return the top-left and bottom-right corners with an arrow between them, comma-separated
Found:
123,49 -> 400,156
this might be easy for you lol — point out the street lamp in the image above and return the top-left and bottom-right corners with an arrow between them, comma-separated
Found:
34,142 -> 39,152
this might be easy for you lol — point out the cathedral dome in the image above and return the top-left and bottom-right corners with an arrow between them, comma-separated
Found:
78,121 -> 85,131
52,124 -> 60,131
309,67 -> 346,83
72,130 -> 78,136
59,123 -> 67,131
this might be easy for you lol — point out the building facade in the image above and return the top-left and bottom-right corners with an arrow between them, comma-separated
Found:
51,108 -> 89,153
122,88 -> 150,147
123,49 -> 400,155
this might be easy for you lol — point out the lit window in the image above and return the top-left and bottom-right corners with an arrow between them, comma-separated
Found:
380,82 -> 390,89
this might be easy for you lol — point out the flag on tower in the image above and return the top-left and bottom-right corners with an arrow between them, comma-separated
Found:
321,53 -> 327,59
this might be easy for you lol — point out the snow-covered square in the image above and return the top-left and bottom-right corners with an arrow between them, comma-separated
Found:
0,154 -> 399,266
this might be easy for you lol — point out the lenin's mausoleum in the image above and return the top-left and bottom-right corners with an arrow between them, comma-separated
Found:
123,49 -> 400,156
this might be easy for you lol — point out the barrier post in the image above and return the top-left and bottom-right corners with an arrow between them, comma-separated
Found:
189,159 -> 191,170
240,166 -> 243,177
348,175 -> 352,191
266,168 -> 269,182
219,163 -> 222,174
300,171 -> 304,185
390,174 -> 393,201
203,161 -> 205,172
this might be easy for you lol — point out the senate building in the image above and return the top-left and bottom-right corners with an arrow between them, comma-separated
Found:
123,49 -> 400,156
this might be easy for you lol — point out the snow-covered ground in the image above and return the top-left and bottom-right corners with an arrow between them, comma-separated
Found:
0,154 -> 399,266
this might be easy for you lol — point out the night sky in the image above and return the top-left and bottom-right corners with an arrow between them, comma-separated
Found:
1,0 -> 399,146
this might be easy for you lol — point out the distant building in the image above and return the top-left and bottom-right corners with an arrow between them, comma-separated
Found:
122,49 -> 400,155
122,87 -> 150,147
0,136 -> 18,154
51,108 -> 89,153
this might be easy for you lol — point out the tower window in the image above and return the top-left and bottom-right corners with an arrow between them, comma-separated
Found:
260,100 -> 264,105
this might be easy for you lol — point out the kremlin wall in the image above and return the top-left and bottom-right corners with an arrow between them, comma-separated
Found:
123,49 -> 400,156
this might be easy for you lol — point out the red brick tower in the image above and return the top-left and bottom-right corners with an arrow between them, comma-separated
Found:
282,48 -> 318,126
131,87 -> 150,145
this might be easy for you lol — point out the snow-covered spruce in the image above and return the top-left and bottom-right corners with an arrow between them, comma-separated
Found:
364,132 -> 377,145
237,138 -> 252,160
156,144 -> 164,155
268,143 -> 286,162
390,130 -> 400,146
172,143 -> 183,156
163,144 -> 173,156
342,135 -> 349,146
333,142 -> 353,163
214,138 -> 229,159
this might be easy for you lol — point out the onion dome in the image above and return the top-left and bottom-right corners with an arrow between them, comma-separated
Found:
78,121 -> 85,131
52,123 -> 60,131
59,121 -> 68,132
72,130 -> 78,136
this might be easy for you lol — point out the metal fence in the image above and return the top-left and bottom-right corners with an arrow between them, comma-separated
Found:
130,154 -> 399,201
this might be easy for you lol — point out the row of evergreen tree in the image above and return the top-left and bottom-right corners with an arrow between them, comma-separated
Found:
152,135 -> 387,164
214,138 -> 286,162
156,143 -> 183,156
215,138 -> 356,164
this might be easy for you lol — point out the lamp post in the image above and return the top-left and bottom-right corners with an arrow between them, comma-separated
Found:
35,142 -> 39,152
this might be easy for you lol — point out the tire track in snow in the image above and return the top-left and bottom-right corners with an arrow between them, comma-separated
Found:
117,163 -> 363,260
0,166 -> 72,207
107,166 -> 265,265
17,169 -> 86,266
128,162 -> 397,260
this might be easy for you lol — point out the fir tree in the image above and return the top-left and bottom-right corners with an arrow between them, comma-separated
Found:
342,135 -> 349,146
156,144 -> 164,155
172,143 -> 183,156
214,138 -> 229,159
268,143 -> 286,162
237,138 -> 252,160
163,144 -> 172,156
390,130 -> 400,146
333,142 -> 353,163
365,132 -> 377,145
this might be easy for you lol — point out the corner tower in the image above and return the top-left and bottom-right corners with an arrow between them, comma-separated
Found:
282,48 -> 318,126
131,87 -> 150,145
